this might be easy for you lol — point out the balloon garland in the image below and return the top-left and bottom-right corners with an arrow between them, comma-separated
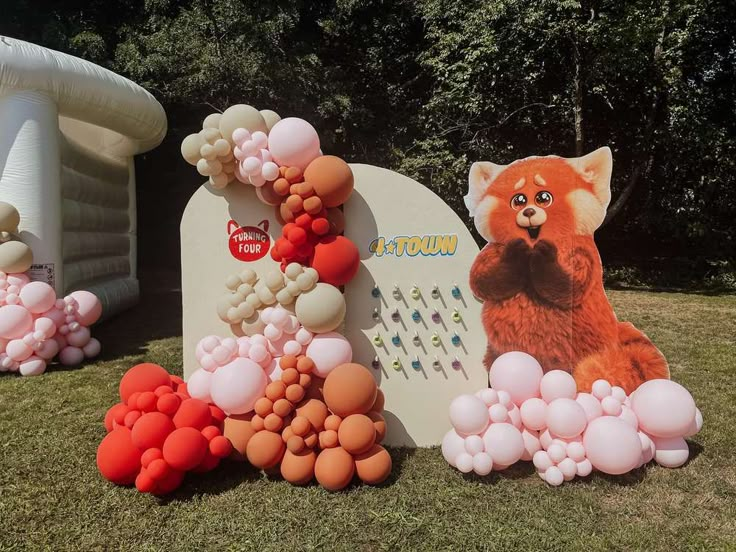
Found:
96,105 -> 386,494
442,352 -> 703,484
0,202 -> 102,376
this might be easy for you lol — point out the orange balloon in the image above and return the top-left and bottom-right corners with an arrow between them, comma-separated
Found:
371,389 -> 385,413
254,397 -> 274,417
280,355 -> 298,369
282,368 -> 299,386
304,156 -> 354,208
296,356 -> 315,374
319,429 -> 339,449
295,398 -> 328,432
266,381 -> 286,401
264,413 -> 284,432
281,449 -> 316,485
315,447 -> 355,491
290,415 -> 311,437
304,431 -> 318,449
324,414 -> 342,432
354,445 -> 392,485
223,414 -> 256,461
273,398 -> 292,417
337,414 -> 376,455
285,384 -> 305,403
367,411 -> 387,443
246,430 -> 285,469
323,363 -> 377,417
287,435 -> 306,454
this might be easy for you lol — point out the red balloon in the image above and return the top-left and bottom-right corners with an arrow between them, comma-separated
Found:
137,391 -> 157,412
173,399 -> 211,430
209,405 -> 226,425
131,412 -> 175,451
97,427 -> 142,485
123,410 -> 142,428
163,427 -> 208,471
153,469 -> 185,495
156,393 -> 181,416
104,403 -> 129,432
192,451 -> 220,473
119,363 -> 172,402
135,470 -> 156,493
147,458 -> 171,481
209,435 -> 233,458
141,447 -> 163,468
310,236 -> 360,286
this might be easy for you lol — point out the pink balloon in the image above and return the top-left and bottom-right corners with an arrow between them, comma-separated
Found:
652,436 -> 689,468
583,416 -> 641,474
70,290 -> 102,326
264,358 -> 282,382
6,339 -> 32,361
520,428 -> 541,461
520,397 -> 548,430
482,423 -> 524,466
41,307 -> 66,328
82,337 -> 101,358
187,369 -> 214,403
464,435 -> 484,455
630,379 -> 696,438
0,305 -> 33,339
66,327 -> 91,348
566,441 -> 586,462
19,282 -> 56,314
305,332 -> 353,378
488,351 -> 543,406
441,429 -> 466,467
472,452 -> 493,475
576,458 -> 593,477
267,118 -> 321,169
575,392 -> 603,422
59,346 -> 84,366
450,394 -> 489,435
684,408 -> 703,437
591,379 -> 613,399
544,466 -> 564,486
19,356 -> 46,376
455,453 -> 474,473
546,398 -> 588,438
209,357 -> 267,415
618,405 -> 639,429
36,339 -> 60,360
540,370 -> 577,402
34,317 -> 56,338
533,450 -> 553,472
558,457 -> 577,481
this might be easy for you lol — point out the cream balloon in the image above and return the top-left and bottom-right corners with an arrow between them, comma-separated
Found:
219,104 -> 268,144
259,109 -> 281,132
202,112 -> 222,129
181,133 -> 204,165
295,283 -> 346,333
0,203 -> 20,232
0,240 -> 33,273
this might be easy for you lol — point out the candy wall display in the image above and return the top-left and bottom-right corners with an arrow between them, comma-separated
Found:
97,363 -> 233,495
0,37 -> 166,316
441,352 -> 702,485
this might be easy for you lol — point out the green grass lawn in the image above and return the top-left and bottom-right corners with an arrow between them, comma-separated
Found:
1,288 -> 735,551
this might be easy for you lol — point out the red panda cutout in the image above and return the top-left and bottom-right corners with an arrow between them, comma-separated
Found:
465,147 -> 669,394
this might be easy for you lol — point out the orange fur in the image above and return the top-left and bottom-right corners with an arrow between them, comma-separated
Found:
466,150 -> 668,394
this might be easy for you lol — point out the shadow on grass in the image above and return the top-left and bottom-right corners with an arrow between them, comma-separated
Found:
160,459 -> 263,502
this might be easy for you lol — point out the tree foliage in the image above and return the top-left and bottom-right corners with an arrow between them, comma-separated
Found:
3,0 -> 734,276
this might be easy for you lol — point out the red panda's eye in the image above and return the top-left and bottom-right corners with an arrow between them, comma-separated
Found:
510,194 -> 527,210
535,191 -> 553,207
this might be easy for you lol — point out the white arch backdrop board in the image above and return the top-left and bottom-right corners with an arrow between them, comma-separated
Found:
181,164 -> 487,447
0,37 -> 167,317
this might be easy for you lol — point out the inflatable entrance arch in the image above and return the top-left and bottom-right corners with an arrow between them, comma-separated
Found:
0,37 -> 167,317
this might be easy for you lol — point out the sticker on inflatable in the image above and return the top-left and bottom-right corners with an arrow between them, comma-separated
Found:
227,219 -> 270,262
29,263 -> 55,288
369,234 -> 458,258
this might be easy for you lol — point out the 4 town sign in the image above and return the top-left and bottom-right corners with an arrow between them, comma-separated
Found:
227,219 -> 271,262
369,234 -> 458,258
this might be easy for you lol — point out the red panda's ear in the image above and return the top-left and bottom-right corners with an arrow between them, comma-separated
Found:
465,161 -> 506,216
569,147 -> 613,209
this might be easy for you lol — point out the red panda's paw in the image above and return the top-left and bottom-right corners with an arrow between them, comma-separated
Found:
502,238 -> 532,265
530,239 -> 558,261
573,349 -> 646,395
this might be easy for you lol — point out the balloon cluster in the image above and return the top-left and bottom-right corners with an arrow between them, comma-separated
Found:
442,352 -> 702,485
224,359 -> 391,490
0,203 -> 33,274
0,275 -> 101,376
180,105 -> 281,190
232,128 -> 279,187
216,264 -> 318,327
97,363 -> 233,495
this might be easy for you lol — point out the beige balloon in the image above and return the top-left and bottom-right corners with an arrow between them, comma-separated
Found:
259,109 -> 281,133
219,104 -> 267,143
0,240 -> 33,273
202,113 -> 222,129
295,283 -> 346,333
0,203 -> 20,233
181,133 -> 204,166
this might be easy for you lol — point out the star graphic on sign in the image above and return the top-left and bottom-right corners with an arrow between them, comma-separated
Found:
385,240 -> 396,255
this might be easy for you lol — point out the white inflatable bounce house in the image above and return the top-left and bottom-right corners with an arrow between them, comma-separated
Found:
0,37 -> 166,317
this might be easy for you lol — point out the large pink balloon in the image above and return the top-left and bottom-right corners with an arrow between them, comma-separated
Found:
630,379 -> 696,438
449,394 -> 489,436
652,436 -> 689,468
267,118 -> 321,169
583,416 -> 641,474
488,351 -> 543,406
19,282 -> 56,314
0,305 -> 33,339
482,423 -> 524,466
209,357 -> 267,415
305,332 -> 352,378
546,398 -> 588,438
70,290 -> 102,326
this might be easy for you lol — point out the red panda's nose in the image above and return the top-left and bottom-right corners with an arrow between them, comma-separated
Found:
522,207 -> 536,218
